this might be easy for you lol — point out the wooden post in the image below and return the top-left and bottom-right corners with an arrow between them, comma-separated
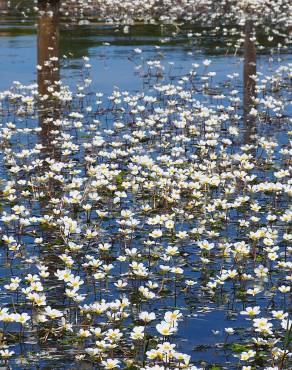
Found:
243,20 -> 256,124
0,0 -> 8,11
37,0 -> 60,154
37,0 -> 60,97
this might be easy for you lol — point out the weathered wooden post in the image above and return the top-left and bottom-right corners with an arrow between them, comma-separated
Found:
243,20 -> 257,144
37,0 -> 60,152
0,0 -> 8,11
37,0 -> 60,97
243,20 -> 256,124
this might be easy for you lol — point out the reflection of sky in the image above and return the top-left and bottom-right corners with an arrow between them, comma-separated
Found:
62,45 -> 241,93
0,25 -> 291,94
0,35 -> 36,88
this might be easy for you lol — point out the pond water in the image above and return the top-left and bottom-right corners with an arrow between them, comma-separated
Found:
1,12 -> 291,93
0,2 -> 291,370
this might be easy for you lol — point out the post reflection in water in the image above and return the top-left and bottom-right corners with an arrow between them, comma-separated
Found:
243,20 -> 257,142
37,0 -> 60,155
37,1 -> 62,280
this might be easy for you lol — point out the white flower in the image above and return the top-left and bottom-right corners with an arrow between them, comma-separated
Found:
13,313 -> 30,325
278,285 -> 290,293
156,321 -> 177,336
139,311 -> 156,323
240,306 -> 261,317
203,59 -> 211,67
134,48 -> 142,54
130,326 -> 144,340
0,349 -> 14,358
225,327 -> 235,334
253,318 -> 273,335
44,306 -> 63,319
281,319 -> 292,331
164,310 -> 182,324
101,359 -> 120,369
240,350 -> 256,361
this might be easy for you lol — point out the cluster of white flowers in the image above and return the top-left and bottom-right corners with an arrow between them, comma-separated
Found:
0,2 -> 291,368
56,0 -> 292,30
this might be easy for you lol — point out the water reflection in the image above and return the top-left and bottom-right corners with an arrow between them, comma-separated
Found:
37,1 -> 61,278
